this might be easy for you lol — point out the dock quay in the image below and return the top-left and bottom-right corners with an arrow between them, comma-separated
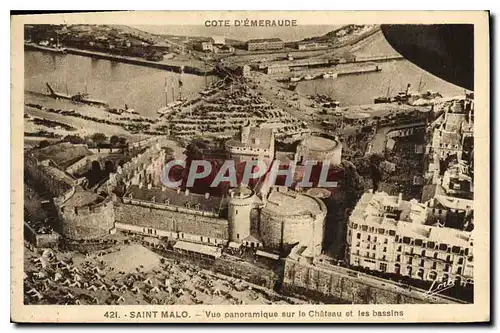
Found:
277,64 -> 383,82
65,48 -> 214,76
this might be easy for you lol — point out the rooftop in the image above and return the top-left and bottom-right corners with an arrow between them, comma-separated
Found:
247,38 -> 283,44
125,185 -> 223,213
263,187 -> 325,217
300,136 -> 339,152
173,240 -> 222,258
350,192 -> 473,247
61,188 -> 103,208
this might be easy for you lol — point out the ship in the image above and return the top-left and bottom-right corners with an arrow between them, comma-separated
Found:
290,76 -> 302,82
304,74 -> 315,80
45,83 -> 108,107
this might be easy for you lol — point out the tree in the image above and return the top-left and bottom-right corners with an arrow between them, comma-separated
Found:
110,135 -> 120,147
63,134 -> 85,144
90,133 -> 107,146
38,140 -> 51,148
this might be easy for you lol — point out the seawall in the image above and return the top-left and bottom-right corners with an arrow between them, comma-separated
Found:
65,48 -> 213,76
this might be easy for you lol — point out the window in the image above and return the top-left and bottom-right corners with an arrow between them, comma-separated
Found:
465,248 -> 469,256
200,236 -> 203,241
378,228 -> 385,234
372,245 -> 376,250
356,233 -> 361,239
356,242 -> 360,247
446,255 -> 451,262
237,233 -> 240,239
383,247 -> 387,253
432,262 -> 437,269
403,237 -> 411,244
452,246 -> 461,254
396,254 -> 401,262
439,244 -> 448,251
458,257 -> 464,264
457,267 -> 462,275
384,238 -> 388,244
397,245 -> 402,252
380,263 -> 387,272
371,253 -> 375,259
414,239 -> 423,247
408,257 -> 413,264
356,250 -> 360,255
235,209 -> 239,214
367,235 -> 371,241
420,259 -> 425,267
362,225 -> 368,231
428,241 -> 436,249
433,252 -> 438,259
374,236 -> 377,242
421,250 -> 426,256
444,264 -> 450,272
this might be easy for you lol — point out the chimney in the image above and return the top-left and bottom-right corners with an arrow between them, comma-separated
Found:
185,189 -> 190,196
139,182 -> 143,189
398,193 -> 403,205
205,192 -> 210,199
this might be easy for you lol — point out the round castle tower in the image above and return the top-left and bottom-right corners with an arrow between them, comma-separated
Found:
228,185 -> 256,243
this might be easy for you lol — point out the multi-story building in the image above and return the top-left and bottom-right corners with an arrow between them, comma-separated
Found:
246,38 -> 284,51
225,122 -> 275,163
346,191 -> 474,287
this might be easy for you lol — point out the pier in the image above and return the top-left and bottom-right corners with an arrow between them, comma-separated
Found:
65,48 -> 214,76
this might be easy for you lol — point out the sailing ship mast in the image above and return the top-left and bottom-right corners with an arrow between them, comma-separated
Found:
165,78 -> 169,106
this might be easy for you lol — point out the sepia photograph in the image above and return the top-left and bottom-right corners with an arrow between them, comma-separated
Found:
10,11 -> 490,323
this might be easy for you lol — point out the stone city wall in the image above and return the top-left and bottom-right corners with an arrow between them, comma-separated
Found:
282,258 -> 459,304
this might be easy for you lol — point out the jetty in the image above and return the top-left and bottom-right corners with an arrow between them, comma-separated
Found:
65,48 -> 214,76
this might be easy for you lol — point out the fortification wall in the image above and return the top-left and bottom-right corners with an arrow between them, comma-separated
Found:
24,155 -> 74,197
260,210 -> 317,249
58,198 -> 115,240
282,258 -> 459,304
115,201 -> 229,241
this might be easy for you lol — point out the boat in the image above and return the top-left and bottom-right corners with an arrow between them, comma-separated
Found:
290,76 -> 302,82
288,82 -> 298,91
322,72 -> 338,79
304,74 -> 315,80
45,83 -> 108,107
157,101 -> 184,115
25,42 -> 67,54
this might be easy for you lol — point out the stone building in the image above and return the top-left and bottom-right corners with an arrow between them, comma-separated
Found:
225,122 -> 275,163
260,186 -> 326,257
346,191 -> 474,287
246,38 -> 284,51
296,135 -> 342,166
227,185 -> 263,247
115,185 -> 229,246
55,187 -> 115,240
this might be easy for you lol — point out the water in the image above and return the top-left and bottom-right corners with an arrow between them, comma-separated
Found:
131,25 -> 341,42
295,60 -> 465,106
24,51 -> 212,117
